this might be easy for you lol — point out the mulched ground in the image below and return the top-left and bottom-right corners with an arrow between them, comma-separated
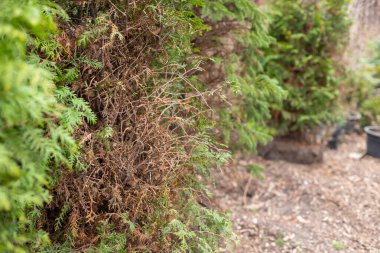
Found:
210,134 -> 380,253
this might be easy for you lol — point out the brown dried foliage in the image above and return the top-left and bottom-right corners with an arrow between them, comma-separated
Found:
41,1 -> 210,250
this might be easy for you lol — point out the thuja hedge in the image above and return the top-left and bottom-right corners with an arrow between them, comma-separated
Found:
0,0 -> 283,252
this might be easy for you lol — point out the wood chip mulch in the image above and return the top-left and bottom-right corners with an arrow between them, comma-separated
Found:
210,134 -> 380,253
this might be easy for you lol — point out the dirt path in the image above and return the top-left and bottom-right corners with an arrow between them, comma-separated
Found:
211,134 -> 380,253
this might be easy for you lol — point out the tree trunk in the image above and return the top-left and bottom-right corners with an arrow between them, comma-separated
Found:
346,0 -> 380,66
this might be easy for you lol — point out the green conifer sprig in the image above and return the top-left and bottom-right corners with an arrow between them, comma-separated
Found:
0,0 -> 95,251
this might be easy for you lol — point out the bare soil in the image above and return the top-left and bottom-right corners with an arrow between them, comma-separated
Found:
211,134 -> 380,253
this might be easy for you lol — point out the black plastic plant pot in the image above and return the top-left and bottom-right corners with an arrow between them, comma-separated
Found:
365,126 -> 380,158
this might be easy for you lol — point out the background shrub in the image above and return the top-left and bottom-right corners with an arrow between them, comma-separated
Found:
262,0 -> 350,136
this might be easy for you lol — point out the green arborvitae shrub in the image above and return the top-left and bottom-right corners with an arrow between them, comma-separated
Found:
0,0 -> 94,252
263,0 -> 350,136
197,0 -> 286,151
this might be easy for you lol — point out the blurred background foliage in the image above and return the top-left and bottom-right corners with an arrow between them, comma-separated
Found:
262,0 -> 351,136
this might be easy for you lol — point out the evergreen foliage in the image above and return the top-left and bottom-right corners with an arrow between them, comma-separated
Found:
199,0 -> 286,150
263,0 -> 350,134
0,0 -> 93,251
